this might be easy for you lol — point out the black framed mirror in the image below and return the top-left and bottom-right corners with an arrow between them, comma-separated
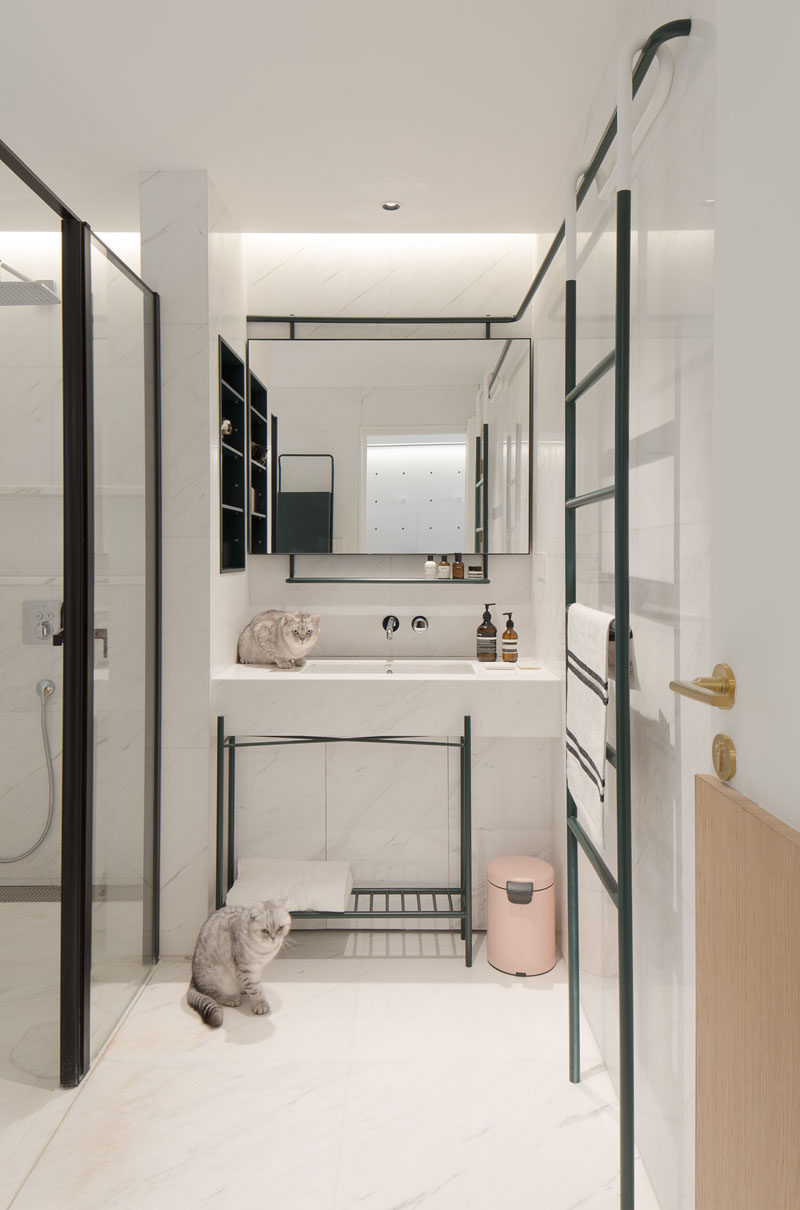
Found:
246,337 -> 532,558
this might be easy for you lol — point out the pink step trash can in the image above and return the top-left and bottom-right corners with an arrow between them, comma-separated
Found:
487,855 -> 556,976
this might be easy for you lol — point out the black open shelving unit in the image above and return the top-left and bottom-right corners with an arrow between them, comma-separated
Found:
248,369 -> 268,554
219,337 -> 247,571
474,422 -> 489,553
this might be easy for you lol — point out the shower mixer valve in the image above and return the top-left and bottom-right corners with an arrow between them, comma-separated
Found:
23,601 -> 61,645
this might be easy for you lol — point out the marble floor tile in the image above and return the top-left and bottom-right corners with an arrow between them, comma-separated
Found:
0,902 -> 152,1207
7,932 -> 661,1210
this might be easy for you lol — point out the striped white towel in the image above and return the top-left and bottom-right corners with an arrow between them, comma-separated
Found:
566,604 -> 614,848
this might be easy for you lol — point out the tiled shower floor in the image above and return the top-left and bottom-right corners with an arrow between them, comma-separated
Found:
0,901 -> 149,1207
3,928 -> 660,1209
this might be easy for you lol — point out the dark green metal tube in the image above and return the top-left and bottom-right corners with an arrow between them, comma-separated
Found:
565,278 -> 577,608
615,186 -> 635,1210
215,717 -> 225,910
227,737 -> 236,897
565,349 -> 616,404
567,790 -> 581,1084
567,815 -> 618,905
565,277 -> 581,1085
463,716 -> 473,967
566,484 -> 616,510
459,736 -> 466,941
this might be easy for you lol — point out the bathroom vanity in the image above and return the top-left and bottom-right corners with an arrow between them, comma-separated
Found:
212,658 -> 559,736
211,660 -> 561,934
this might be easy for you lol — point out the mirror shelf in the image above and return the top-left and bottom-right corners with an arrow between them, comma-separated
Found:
285,576 -> 491,585
285,552 -> 489,585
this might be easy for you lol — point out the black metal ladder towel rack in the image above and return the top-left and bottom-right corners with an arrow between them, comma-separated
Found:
242,19 -> 692,1207
564,22 -> 691,1210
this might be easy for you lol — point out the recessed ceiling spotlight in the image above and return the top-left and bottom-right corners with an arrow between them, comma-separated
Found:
381,200 -> 401,211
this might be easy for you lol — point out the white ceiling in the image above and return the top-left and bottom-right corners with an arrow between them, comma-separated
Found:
1,0 -> 633,233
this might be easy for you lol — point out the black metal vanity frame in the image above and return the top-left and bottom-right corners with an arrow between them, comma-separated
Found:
215,715 -> 473,966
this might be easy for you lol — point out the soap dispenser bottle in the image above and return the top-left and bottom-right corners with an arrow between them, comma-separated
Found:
502,612 -> 518,662
424,554 -> 437,579
437,554 -> 451,580
476,603 -> 497,662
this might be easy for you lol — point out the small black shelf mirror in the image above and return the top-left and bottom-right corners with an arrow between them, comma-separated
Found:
248,369 -> 268,555
219,337 -> 247,572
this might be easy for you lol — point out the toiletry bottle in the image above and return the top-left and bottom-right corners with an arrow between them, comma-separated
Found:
424,554 -> 437,579
502,612 -> 518,662
476,603 -> 497,662
437,555 -> 451,580
452,552 -> 464,580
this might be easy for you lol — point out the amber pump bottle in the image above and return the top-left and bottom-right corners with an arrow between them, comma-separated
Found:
502,612 -> 518,662
476,603 -> 497,662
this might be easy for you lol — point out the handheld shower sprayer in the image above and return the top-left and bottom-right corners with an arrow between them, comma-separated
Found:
0,680 -> 57,863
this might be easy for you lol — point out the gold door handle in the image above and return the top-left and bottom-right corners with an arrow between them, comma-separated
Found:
669,663 -> 735,710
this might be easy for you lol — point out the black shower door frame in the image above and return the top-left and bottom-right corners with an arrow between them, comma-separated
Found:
0,138 -> 162,1088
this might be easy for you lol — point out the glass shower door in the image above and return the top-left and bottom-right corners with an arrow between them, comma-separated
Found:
89,236 -> 158,1059
0,136 -> 160,1101
0,161 -> 65,1189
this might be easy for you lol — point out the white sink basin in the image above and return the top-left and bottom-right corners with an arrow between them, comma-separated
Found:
299,659 -> 476,677
213,659 -> 560,738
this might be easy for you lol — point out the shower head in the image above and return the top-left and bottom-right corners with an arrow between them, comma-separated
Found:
0,261 -> 60,306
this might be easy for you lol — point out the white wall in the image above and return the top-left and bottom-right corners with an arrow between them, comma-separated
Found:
529,6 -> 717,1209
141,170 -> 248,955
711,0 -> 800,830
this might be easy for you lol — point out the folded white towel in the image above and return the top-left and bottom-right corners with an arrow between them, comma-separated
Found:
566,604 -> 614,849
226,857 -> 353,913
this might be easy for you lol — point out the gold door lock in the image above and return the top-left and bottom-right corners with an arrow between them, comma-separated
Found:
712,733 -> 737,781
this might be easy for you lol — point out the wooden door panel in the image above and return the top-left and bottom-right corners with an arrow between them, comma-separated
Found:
696,775 -> 800,1209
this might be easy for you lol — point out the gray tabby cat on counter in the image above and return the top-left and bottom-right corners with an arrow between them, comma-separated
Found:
237,609 -> 321,669
187,901 -> 291,1028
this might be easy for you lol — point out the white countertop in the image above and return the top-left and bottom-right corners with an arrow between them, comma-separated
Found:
212,658 -> 561,739
214,658 -> 556,682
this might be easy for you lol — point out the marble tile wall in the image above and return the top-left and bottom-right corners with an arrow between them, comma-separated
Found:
141,170 -> 249,955
0,232 -> 64,884
527,5 -> 716,1208
245,233 -> 540,323
246,553 -> 533,661
235,730 -> 555,931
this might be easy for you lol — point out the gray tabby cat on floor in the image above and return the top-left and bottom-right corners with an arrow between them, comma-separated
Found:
187,901 -> 291,1028
237,609 -> 321,669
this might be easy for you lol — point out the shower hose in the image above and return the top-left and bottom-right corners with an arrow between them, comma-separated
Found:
0,680 -> 56,864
